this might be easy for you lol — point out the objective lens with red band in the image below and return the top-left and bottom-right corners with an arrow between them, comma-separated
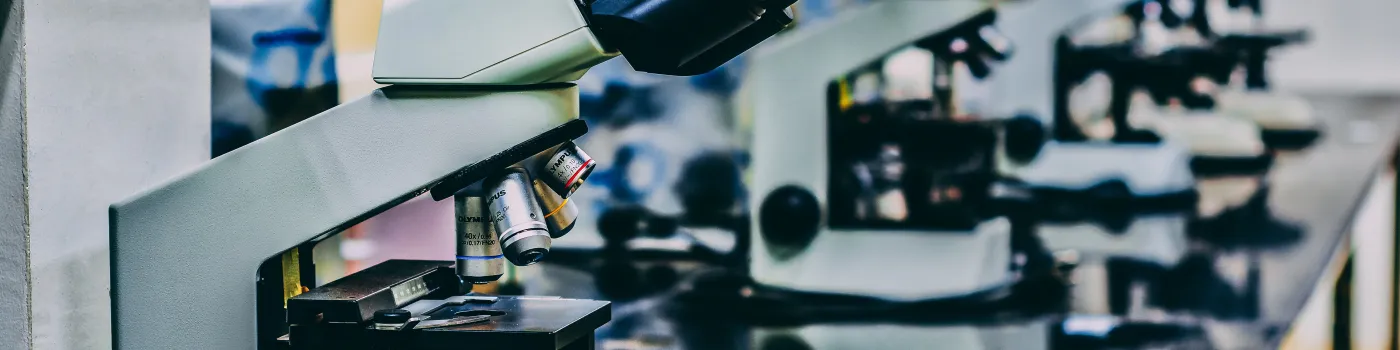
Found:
539,141 -> 596,198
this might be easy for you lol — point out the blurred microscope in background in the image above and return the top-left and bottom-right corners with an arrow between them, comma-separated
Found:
554,0 -> 1319,349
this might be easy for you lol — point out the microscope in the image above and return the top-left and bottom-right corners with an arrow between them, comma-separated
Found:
962,1 -> 1200,224
109,0 -> 792,349
1128,0 -> 1318,150
1197,0 -> 1318,149
747,2 -> 1029,301
1053,32 -> 1274,177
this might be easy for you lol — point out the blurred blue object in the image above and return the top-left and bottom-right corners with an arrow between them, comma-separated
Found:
212,0 -> 337,156
689,57 -> 746,95
590,143 -> 670,204
576,66 -> 749,227
799,0 -> 873,24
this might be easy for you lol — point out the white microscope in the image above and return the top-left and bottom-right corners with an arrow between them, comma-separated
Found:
108,0 -> 792,349
1055,15 -> 1273,177
748,2 -> 1024,302
1114,0 -> 1317,152
1192,0 -> 1319,150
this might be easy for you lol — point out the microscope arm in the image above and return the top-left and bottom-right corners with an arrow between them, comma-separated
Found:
110,85 -> 584,349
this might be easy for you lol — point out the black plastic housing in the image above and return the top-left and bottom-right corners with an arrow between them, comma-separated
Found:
585,0 -> 796,76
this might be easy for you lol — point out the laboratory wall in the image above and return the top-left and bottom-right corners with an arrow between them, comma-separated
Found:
1269,0 -> 1400,93
4,0 -> 212,349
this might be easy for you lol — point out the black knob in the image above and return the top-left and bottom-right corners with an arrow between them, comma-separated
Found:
759,334 -> 814,350
373,309 -> 411,324
676,152 -> 743,217
759,185 -> 821,250
1002,114 -> 1046,164
644,215 -> 680,238
598,205 -> 650,243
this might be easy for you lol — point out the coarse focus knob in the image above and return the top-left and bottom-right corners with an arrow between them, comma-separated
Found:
1003,114 -> 1047,164
759,185 -> 821,250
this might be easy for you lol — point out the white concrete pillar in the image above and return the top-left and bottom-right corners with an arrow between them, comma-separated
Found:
0,1 -> 210,349
0,1 -> 29,347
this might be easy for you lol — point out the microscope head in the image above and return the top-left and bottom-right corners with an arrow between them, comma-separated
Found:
914,10 -> 1013,79
1055,39 -> 1136,86
1125,0 -> 1188,30
1052,39 -> 1230,142
1057,39 -> 1231,102
1136,46 -> 1237,108
1212,30 -> 1307,89
373,0 -> 614,85
373,0 -> 794,85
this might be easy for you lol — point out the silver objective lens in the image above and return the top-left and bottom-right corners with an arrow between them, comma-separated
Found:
538,141 -> 596,199
455,195 -> 504,284
533,179 -> 578,238
486,169 -> 553,266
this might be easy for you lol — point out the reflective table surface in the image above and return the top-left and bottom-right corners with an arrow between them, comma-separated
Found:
523,95 -> 1400,349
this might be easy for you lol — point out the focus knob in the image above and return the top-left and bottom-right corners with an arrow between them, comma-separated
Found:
1002,114 -> 1046,164
758,186 -> 821,252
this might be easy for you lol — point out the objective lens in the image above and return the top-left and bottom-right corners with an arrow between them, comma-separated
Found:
538,141 -> 596,199
455,195 -> 504,283
486,168 -> 554,266
533,179 -> 579,238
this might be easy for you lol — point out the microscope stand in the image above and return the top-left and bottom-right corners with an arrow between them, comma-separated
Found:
110,84 -> 585,349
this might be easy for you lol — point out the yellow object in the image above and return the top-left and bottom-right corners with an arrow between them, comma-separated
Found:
332,0 -> 388,102
837,78 -> 853,111
544,199 -> 569,219
281,248 -> 303,308
332,0 -> 384,53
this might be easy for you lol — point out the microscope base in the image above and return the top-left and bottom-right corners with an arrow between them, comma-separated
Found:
751,218 -> 1015,301
1037,215 -> 1190,267
1217,90 -> 1322,150
1004,141 -> 1196,201
754,322 -> 1049,350
1260,129 -> 1322,150
1189,154 -> 1275,177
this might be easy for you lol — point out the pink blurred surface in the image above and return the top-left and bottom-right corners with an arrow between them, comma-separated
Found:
365,195 -> 456,266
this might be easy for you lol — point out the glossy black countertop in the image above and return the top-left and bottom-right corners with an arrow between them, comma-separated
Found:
520,95 -> 1400,350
